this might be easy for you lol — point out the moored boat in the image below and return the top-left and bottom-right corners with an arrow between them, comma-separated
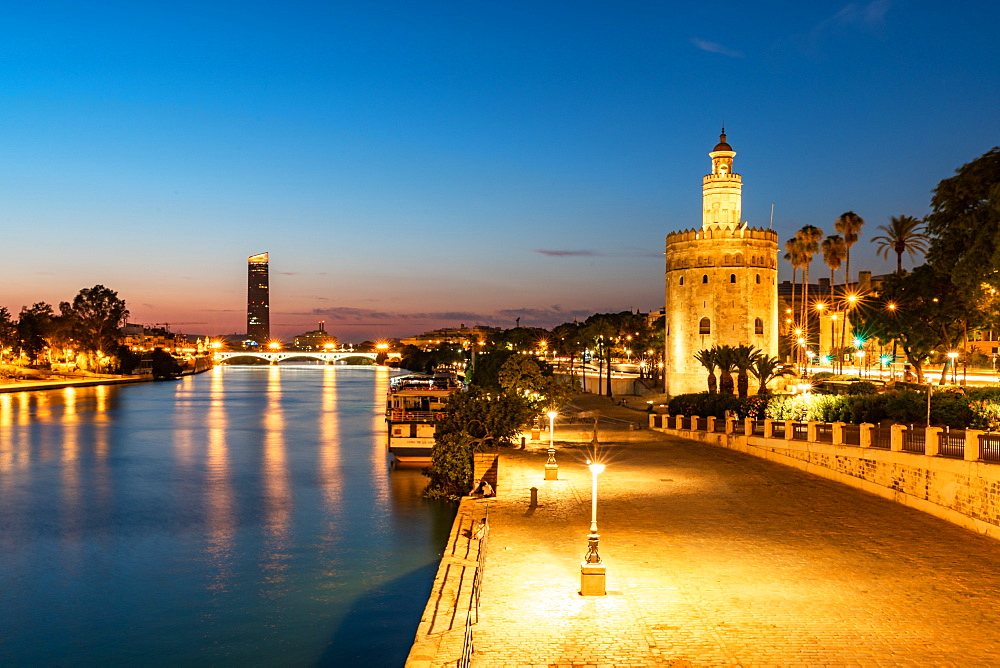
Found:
386,372 -> 462,463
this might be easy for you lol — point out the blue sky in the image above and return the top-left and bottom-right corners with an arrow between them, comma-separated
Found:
1,1 -> 996,341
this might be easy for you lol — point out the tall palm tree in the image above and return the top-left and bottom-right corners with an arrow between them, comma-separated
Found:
834,211 -> 865,363
783,237 -> 805,335
693,347 -> 718,394
749,355 -> 795,396
714,345 -> 737,396
871,215 -> 929,274
732,344 -> 761,399
821,235 -> 847,370
582,316 -> 614,397
795,225 -> 823,351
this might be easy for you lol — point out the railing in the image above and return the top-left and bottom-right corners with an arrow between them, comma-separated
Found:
752,420 -> 766,436
939,429 -> 965,459
815,423 -> 833,444
791,422 -> 808,440
903,426 -> 926,454
771,421 -> 786,439
842,425 -> 861,446
693,417 -> 706,431
458,505 -> 490,668
981,433 -> 1000,464
714,419 -> 727,433
871,427 -> 891,450
732,420 -> 745,435
680,416 -> 691,430
387,409 -> 445,422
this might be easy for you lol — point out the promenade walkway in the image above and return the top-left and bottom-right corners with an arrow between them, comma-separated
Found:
471,396 -> 1000,667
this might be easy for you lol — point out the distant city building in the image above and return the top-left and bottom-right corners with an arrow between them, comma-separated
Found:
122,324 -> 191,353
293,321 -> 338,351
664,132 -> 779,395
247,252 -> 270,346
399,324 -> 500,351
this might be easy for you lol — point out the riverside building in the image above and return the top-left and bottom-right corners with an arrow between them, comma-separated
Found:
247,252 -> 270,346
663,132 -> 779,396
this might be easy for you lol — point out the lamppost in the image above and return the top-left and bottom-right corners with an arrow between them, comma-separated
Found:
544,410 -> 558,480
948,351 -> 958,384
581,460 -> 606,596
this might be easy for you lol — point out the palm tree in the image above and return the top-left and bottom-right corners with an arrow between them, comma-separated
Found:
783,237 -> 805,334
821,235 -> 847,370
871,215 -> 929,274
834,211 -> 865,363
714,345 -> 737,395
732,344 -> 761,399
693,347 -> 718,394
582,316 -> 614,397
749,355 -> 795,396
795,225 -> 823,351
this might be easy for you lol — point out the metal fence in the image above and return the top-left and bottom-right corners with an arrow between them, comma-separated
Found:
752,420 -> 766,436
714,419 -> 727,433
979,433 -> 1000,463
458,506 -> 490,668
791,422 -> 809,440
732,420 -> 745,435
938,429 -> 965,459
870,427 -> 892,450
842,424 -> 861,446
771,421 -> 786,439
815,423 -> 833,443
680,416 -> 691,430
903,426 -> 926,454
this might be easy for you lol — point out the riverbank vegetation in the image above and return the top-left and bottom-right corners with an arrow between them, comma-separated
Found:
0,285 -> 131,373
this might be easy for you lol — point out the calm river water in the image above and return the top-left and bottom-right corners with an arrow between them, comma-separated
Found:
0,365 -> 455,666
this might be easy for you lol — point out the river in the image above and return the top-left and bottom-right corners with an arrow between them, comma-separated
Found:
0,365 -> 455,666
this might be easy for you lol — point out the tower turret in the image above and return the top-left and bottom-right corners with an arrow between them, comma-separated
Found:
702,130 -> 742,229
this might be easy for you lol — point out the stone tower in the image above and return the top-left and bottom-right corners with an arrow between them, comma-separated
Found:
664,132 -> 778,396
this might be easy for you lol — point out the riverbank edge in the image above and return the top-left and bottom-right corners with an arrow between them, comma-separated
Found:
405,495 -> 485,668
0,375 -> 151,394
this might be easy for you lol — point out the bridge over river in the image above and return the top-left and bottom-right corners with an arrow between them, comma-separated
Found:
214,351 -> 378,364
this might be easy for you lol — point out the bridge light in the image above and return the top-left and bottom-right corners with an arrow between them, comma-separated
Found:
268,342 -> 281,350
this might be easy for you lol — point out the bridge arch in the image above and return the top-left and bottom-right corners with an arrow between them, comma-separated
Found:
214,351 -> 379,365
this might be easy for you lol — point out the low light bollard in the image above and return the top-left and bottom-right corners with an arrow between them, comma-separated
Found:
860,423 -> 874,448
890,424 -> 906,452
925,427 -> 943,456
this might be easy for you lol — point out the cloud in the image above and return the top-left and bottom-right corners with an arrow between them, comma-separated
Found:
282,304 -> 597,329
691,38 -> 744,59
827,0 -> 891,29
535,249 -> 598,257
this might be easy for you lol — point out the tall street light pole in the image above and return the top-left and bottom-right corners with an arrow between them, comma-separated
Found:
580,461 -> 606,596
544,411 -> 558,480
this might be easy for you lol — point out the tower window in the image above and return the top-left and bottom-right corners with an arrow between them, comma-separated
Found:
679,276 -> 684,285
755,274 -> 761,284
702,275 -> 708,284
755,318 -> 764,335
699,318 -> 711,335
730,274 -> 736,283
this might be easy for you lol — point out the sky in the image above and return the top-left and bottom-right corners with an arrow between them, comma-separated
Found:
1,1 -> 997,342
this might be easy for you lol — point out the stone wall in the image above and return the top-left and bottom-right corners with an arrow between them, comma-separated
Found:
653,423 -> 1000,541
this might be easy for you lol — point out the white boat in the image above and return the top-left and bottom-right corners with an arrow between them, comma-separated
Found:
386,372 -> 462,463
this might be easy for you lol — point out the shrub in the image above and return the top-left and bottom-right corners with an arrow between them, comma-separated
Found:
847,381 -> 879,395
667,392 -> 765,419
883,390 -> 926,424
930,393 -> 972,429
970,400 -> 1000,431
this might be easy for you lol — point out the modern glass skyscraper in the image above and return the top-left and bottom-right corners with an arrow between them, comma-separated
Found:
247,253 -> 270,345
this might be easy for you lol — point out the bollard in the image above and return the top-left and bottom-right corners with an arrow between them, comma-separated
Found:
520,436 -> 526,450
529,487 -> 538,507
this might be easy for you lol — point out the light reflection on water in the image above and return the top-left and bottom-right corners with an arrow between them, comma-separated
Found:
0,365 -> 455,667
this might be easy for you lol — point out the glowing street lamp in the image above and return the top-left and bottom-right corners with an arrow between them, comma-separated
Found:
947,351 -> 959,384
544,410 -> 559,480
581,460 -> 606,596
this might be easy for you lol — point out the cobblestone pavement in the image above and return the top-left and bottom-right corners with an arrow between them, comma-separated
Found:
472,400 -> 1000,667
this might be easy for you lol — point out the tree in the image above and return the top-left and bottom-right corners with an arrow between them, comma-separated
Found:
749,355 -> 794,396
714,345 -> 737,395
821,235 -> 847,368
732,344 -> 761,399
552,322 -> 584,384
16,302 -> 55,364
925,147 -> 1000,294
834,211 -> 866,363
783,237 -> 805,332
796,225 -> 823,351
872,215 -> 929,274
693,347 -> 718,394
582,315 -> 614,397
60,285 -> 129,370
0,307 -> 15,363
